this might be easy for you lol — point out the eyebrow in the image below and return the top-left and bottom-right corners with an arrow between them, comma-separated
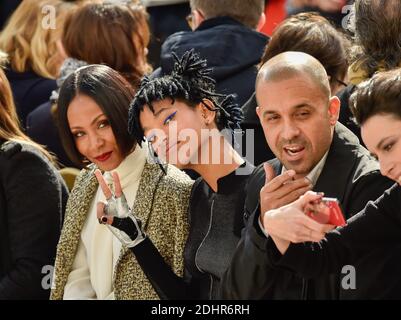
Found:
70,113 -> 105,130
376,135 -> 396,150
154,107 -> 170,117
142,107 -> 170,133
262,103 -> 311,117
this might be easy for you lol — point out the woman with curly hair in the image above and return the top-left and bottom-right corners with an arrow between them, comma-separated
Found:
96,50 -> 254,299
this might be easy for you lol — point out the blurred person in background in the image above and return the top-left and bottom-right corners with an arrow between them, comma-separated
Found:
286,0 -> 354,27
153,0 -> 269,107
0,52 -> 68,300
0,0 -> 75,126
0,0 -> 22,29
142,0 -> 191,68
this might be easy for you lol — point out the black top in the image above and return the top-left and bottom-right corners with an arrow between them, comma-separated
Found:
0,1 -> 22,29
26,101 -> 75,168
0,141 -> 68,299
337,84 -> 363,145
4,67 -> 57,127
267,183 -> 401,299
132,161 -> 254,299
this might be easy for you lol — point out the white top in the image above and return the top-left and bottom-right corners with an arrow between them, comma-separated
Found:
63,146 -> 147,300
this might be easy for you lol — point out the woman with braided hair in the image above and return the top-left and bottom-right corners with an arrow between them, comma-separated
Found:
95,50 -> 255,299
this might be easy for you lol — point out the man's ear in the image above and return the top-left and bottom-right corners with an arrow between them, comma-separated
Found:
256,106 -> 262,120
192,9 -> 206,30
328,96 -> 340,126
256,12 -> 266,32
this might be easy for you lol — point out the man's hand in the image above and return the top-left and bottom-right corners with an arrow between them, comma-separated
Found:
260,163 -> 312,216
262,191 -> 335,254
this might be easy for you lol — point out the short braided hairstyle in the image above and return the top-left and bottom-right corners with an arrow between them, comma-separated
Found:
128,49 -> 243,144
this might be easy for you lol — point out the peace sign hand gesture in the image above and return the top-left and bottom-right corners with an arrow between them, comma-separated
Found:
94,169 -> 146,248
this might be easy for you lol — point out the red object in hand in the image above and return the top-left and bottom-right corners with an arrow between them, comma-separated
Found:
306,197 -> 346,227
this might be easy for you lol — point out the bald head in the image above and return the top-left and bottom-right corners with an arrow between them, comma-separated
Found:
257,52 -> 331,100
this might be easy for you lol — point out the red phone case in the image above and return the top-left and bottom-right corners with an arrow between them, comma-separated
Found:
306,197 -> 346,227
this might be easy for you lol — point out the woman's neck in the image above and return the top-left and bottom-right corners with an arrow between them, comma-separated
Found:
189,135 -> 244,192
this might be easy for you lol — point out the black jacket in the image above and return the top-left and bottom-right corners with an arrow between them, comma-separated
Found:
337,84 -> 362,144
26,101 -> 75,168
4,68 -> 56,127
130,162 -> 254,299
266,183 -> 401,299
0,0 -> 22,29
221,123 -> 394,299
153,16 -> 269,106
0,141 -> 68,299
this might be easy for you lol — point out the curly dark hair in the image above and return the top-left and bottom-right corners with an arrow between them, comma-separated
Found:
128,49 -> 243,145
350,68 -> 401,126
349,0 -> 401,77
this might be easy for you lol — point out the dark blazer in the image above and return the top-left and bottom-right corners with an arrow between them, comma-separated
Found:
0,141 -> 68,299
221,123 -> 394,299
4,68 -> 57,127
0,0 -> 22,29
26,101 -> 75,168
266,183 -> 401,299
337,84 -> 362,144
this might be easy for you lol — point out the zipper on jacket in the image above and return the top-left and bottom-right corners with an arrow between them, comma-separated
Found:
301,278 -> 308,300
209,274 -> 213,300
195,199 -> 215,273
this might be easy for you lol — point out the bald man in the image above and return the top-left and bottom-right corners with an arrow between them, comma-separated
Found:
221,52 -> 393,299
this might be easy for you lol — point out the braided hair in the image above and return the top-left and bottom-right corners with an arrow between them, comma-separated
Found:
128,49 -> 243,145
